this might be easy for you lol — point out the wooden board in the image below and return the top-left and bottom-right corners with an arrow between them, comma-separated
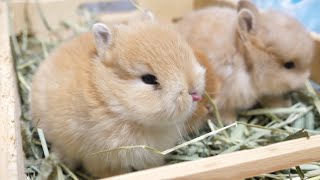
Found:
105,135 -> 320,180
137,0 -> 194,22
311,33 -> 320,84
0,2 -> 25,180
10,0 -> 141,39
9,0 -> 238,38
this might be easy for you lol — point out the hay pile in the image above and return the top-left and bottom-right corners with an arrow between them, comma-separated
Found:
9,2 -> 320,180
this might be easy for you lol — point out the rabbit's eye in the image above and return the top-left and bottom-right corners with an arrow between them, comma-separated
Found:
283,61 -> 295,69
141,74 -> 158,85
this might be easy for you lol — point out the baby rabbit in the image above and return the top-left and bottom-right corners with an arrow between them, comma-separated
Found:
176,0 -> 314,123
31,18 -> 207,177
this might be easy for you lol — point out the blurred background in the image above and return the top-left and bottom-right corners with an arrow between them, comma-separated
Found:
252,0 -> 320,33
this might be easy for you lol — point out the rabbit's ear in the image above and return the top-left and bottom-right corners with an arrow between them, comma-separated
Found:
92,23 -> 112,58
238,9 -> 257,34
237,0 -> 259,35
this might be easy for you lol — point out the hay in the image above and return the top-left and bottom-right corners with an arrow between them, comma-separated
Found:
8,1 -> 320,180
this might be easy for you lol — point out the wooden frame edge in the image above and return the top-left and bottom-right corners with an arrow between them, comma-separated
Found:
0,2 -> 25,180
105,135 -> 320,180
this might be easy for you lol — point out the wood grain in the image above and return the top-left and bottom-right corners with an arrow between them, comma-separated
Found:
105,135 -> 320,180
0,2 -> 25,179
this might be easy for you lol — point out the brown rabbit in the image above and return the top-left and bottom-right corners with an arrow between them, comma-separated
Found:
176,0 -> 314,123
31,19 -> 208,177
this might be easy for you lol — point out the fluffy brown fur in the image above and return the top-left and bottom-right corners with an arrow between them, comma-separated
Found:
31,20 -> 207,177
176,0 -> 314,122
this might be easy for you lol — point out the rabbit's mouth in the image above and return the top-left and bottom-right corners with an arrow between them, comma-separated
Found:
190,91 -> 202,102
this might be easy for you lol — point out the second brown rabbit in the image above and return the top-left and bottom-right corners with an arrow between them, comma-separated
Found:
176,0 -> 314,123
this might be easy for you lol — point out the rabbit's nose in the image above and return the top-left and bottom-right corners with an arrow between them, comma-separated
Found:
190,91 -> 202,101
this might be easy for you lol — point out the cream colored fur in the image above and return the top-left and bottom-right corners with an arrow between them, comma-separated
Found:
31,21 -> 206,177
176,0 -> 314,122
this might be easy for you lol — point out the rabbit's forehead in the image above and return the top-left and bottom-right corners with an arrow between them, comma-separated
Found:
119,40 -> 199,73
260,13 -> 313,62
121,52 -> 204,87
130,57 -> 201,77
113,24 -> 204,82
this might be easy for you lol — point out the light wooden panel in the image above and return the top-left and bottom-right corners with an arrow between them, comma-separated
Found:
311,33 -> 320,84
137,0 -> 194,22
9,0 -> 238,38
10,0 -> 140,39
105,135 -> 320,180
0,2 -> 25,180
